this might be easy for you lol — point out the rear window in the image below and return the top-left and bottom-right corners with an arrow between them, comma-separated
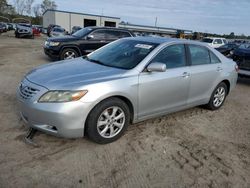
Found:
189,45 -> 210,65
202,38 -> 213,43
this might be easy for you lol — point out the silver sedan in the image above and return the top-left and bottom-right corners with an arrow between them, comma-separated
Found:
17,37 -> 238,144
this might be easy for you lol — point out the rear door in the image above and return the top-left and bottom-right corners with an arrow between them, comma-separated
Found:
187,44 -> 223,105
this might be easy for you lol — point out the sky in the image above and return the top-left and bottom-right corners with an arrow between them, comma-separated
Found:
11,0 -> 250,35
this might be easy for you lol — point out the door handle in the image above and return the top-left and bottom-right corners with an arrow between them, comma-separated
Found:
100,40 -> 106,42
181,72 -> 190,78
216,67 -> 223,72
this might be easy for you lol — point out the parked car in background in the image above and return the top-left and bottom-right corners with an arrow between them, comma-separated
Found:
201,37 -> 227,48
32,25 -> 43,33
232,43 -> 250,77
15,23 -> 34,38
47,24 -> 60,37
71,26 -> 82,34
50,27 -> 66,37
7,23 -> 14,30
0,22 -> 8,32
0,23 -> 5,33
19,37 -> 238,143
44,26 -> 135,60
32,26 -> 41,36
215,43 -> 239,57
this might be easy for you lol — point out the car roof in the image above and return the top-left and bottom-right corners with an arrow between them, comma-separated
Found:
87,26 -> 132,32
126,36 -> 186,44
125,36 -> 213,48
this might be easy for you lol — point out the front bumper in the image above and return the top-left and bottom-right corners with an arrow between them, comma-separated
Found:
43,46 -> 60,59
17,78 -> 93,138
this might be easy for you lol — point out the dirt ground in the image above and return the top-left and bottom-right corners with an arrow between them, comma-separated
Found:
0,32 -> 250,188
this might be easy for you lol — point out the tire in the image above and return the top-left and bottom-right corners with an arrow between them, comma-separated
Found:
86,98 -> 130,144
205,82 -> 228,110
60,48 -> 79,60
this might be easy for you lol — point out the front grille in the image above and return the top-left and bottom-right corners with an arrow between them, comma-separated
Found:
19,85 -> 39,100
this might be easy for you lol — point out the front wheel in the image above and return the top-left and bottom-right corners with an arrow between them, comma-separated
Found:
205,82 -> 228,110
60,48 -> 79,60
86,98 -> 130,144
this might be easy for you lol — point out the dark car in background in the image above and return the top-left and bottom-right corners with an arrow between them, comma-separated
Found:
71,26 -> 82,34
232,43 -> 250,77
15,23 -> 34,38
0,22 -> 8,32
44,27 -> 135,60
215,43 -> 239,57
47,24 -> 61,37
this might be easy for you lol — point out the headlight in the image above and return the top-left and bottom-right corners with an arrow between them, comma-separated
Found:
38,90 -> 88,103
49,41 -> 60,46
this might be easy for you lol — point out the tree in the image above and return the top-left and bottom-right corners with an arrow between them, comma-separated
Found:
41,0 -> 57,14
32,4 -> 41,17
229,32 -> 235,39
0,0 -> 15,15
25,0 -> 34,15
13,0 -> 34,15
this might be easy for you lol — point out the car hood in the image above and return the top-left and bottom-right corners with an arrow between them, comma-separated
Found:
25,58 -> 127,90
48,35 -> 79,42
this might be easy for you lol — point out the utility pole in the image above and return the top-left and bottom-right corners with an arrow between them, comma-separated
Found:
155,17 -> 158,27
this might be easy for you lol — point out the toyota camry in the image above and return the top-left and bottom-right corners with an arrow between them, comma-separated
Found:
17,37 -> 238,144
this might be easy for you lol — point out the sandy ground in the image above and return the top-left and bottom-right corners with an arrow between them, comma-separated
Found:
0,32 -> 250,188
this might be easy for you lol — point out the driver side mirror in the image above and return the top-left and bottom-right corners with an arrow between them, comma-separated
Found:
86,35 -> 94,40
147,62 -> 166,72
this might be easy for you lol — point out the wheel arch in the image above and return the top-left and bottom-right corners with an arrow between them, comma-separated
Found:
221,79 -> 230,95
60,45 -> 82,56
84,95 -> 135,136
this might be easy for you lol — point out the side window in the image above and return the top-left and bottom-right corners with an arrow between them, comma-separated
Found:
189,45 -> 210,65
120,31 -> 131,38
105,30 -> 120,40
151,44 -> 186,69
90,30 -> 106,40
214,39 -> 222,44
223,39 -> 227,44
210,51 -> 221,64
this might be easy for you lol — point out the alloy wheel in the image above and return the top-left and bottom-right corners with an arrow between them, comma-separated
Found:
64,51 -> 77,59
213,86 -> 226,107
97,106 -> 125,138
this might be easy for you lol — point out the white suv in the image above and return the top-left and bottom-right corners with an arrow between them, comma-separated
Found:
201,37 -> 227,48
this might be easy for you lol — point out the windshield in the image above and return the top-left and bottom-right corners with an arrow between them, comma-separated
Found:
72,27 -> 92,37
86,39 -> 158,70
53,28 -> 64,32
202,38 -> 213,43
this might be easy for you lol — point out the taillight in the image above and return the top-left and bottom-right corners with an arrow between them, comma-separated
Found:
235,65 -> 239,73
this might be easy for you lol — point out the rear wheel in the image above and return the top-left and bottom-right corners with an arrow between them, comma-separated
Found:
60,48 -> 79,60
206,82 -> 228,110
86,98 -> 130,144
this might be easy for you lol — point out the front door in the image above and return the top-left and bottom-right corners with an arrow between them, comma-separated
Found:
138,44 -> 191,119
80,29 -> 108,54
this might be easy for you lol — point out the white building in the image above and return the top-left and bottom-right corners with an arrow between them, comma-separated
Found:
43,9 -> 192,37
43,9 -> 120,32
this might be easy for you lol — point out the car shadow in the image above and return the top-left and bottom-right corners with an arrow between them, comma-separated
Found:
237,77 -> 250,86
